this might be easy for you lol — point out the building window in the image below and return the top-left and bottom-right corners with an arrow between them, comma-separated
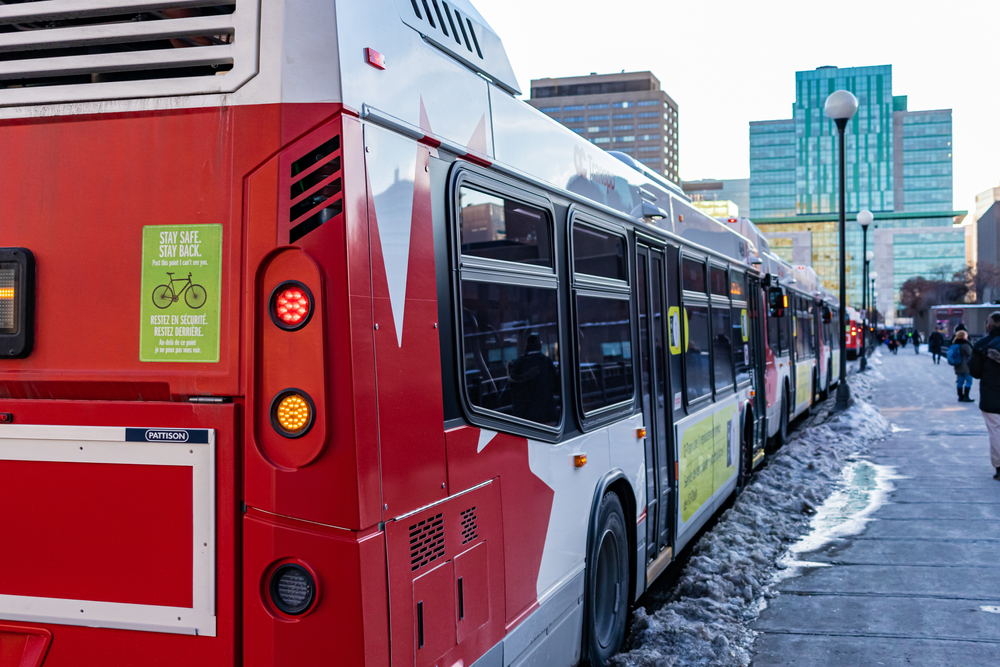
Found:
588,115 -> 609,121
637,146 -> 659,152
613,113 -> 634,120
613,136 -> 635,143
638,134 -> 660,141
615,147 -> 634,153
570,127 -> 585,134
637,112 -> 659,118
637,100 -> 659,107
539,107 -> 560,113
637,123 -> 659,130
563,116 -> 584,123
638,157 -> 662,165
613,125 -> 634,132
588,126 -> 608,133
564,105 -> 584,111
588,103 -> 609,110
593,137 -> 611,144
611,101 -> 633,108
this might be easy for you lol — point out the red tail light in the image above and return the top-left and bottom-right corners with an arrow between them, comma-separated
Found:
269,281 -> 313,331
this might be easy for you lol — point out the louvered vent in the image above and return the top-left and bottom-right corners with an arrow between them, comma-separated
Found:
391,0 -> 520,95
408,0 -> 482,60
288,134 -> 342,244
0,0 -> 260,107
409,513 -> 445,572
460,506 -> 477,544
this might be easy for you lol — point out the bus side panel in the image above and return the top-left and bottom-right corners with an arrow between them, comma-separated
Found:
365,126 -> 448,518
0,399 -> 239,667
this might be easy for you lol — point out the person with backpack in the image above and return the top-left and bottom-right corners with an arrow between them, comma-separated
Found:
948,330 -> 974,402
969,312 -> 1000,480
912,329 -> 921,354
929,328 -> 945,364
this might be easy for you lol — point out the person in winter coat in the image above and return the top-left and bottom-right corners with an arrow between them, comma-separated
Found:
952,330 -> 974,402
929,329 -> 945,364
969,311 -> 1000,480
912,329 -> 921,354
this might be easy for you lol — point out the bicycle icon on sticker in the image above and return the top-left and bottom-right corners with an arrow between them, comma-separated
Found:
151,272 -> 207,310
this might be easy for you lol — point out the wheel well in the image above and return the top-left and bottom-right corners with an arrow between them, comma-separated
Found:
605,478 -> 637,609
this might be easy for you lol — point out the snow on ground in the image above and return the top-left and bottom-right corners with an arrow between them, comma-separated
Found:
613,365 -> 890,667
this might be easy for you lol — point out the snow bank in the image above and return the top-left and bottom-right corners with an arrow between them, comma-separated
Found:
613,368 -> 889,667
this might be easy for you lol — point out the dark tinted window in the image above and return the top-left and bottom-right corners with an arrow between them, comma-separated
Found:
710,267 -> 729,297
733,305 -> 750,384
767,312 -> 781,355
577,295 -> 633,413
459,188 -> 552,267
682,258 -> 705,293
461,281 -> 560,426
730,273 -> 746,300
573,224 -> 627,282
712,307 -> 734,389
685,305 -> 711,400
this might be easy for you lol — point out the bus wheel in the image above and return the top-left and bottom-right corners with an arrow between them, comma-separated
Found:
587,492 -> 630,667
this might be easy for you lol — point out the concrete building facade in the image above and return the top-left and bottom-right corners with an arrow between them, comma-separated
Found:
748,65 -> 965,325
527,71 -> 679,183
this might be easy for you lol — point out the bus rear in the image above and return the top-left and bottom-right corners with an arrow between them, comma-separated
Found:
0,1 -> 389,665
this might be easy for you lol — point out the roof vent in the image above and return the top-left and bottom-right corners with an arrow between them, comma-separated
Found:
0,0 -> 260,107
392,0 -> 519,95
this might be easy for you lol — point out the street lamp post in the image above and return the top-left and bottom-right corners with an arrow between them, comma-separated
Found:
825,90 -> 859,411
865,249 -> 875,342
869,271 -> 878,328
858,210 -> 873,371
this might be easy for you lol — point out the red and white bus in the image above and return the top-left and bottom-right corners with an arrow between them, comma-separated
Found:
0,2 -> 830,666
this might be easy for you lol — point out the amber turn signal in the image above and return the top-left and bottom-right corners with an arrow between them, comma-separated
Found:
636,427 -> 647,439
270,389 -> 316,438
573,454 -> 587,468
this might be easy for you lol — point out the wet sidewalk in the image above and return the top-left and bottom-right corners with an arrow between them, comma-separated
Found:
750,349 -> 1000,665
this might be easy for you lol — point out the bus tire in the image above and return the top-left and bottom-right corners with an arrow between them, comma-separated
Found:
586,492 -> 630,667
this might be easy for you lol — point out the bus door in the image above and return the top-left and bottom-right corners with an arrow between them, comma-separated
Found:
635,244 -> 673,568
746,275 -> 766,455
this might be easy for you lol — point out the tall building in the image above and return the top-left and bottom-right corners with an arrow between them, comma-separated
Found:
527,71 -> 679,183
749,65 -> 965,324
682,178 -> 750,217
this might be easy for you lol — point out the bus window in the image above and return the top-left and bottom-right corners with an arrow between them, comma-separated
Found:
767,312 -> 781,356
573,224 -> 627,282
711,306 -> 734,390
710,266 -> 728,297
795,298 -> 809,358
733,304 -> 750,385
666,247 -> 683,406
461,281 -> 560,426
458,189 -> 561,429
685,304 -> 711,401
682,257 -> 705,293
459,187 -> 552,268
576,294 -> 633,413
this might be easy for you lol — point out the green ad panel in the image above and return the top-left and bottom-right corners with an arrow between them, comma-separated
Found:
713,404 -> 737,493
796,361 -> 811,406
679,413 -> 716,522
140,224 -> 222,363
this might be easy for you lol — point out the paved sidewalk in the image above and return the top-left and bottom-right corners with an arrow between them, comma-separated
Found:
750,349 -> 1000,666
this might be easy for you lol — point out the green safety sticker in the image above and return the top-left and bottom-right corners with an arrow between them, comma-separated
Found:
140,224 -> 222,363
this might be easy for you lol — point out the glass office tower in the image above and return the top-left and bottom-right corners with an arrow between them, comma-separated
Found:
749,65 -> 964,324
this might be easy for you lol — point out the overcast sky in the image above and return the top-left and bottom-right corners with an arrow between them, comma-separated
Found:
474,0 -> 1000,216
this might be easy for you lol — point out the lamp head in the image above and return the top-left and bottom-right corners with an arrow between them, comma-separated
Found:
869,271 -> 878,280
824,90 -> 859,121
857,209 -> 874,228
866,250 -> 874,262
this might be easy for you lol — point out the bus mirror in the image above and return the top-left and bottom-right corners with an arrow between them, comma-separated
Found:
768,287 -> 785,318
822,306 -> 832,324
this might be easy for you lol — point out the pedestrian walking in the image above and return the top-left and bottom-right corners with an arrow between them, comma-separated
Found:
947,330 -> 974,402
929,328 -> 945,364
969,311 -> 1000,480
912,330 -> 921,354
